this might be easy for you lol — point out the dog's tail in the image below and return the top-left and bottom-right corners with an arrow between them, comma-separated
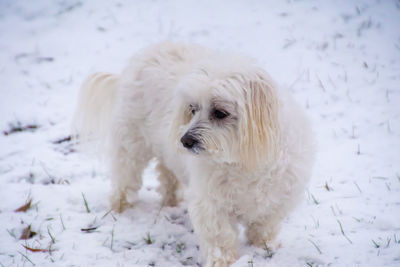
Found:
72,72 -> 120,155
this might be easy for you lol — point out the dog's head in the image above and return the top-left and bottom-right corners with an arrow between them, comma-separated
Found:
170,56 -> 280,169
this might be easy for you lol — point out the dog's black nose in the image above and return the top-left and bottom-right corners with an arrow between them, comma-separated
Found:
181,134 -> 198,149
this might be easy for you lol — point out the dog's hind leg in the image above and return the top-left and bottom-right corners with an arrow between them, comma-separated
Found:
156,161 -> 181,207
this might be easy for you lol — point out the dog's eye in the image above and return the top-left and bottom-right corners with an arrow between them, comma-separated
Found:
213,109 -> 229,120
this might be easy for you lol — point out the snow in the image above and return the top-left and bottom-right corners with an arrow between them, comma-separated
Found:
0,0 -> 399,266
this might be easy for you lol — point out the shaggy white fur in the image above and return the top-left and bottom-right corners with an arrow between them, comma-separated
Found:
72,41 -> 314,267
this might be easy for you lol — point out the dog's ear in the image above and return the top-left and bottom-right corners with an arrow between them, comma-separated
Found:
238,70 -> 280,169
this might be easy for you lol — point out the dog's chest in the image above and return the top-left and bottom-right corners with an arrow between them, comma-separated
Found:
207,168 -> 276,214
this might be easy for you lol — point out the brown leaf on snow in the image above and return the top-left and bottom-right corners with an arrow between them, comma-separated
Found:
22,244 -> 48,253
15,199 -> 32,212
20,225 -> 37,240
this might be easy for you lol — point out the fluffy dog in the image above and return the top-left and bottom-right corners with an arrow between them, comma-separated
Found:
73,41 -> 314,266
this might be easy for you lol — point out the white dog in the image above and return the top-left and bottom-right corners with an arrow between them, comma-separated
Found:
73,42 -> 314,267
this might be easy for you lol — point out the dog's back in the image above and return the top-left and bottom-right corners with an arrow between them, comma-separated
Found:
72,42 -> 210,154
72,72 -> 120,154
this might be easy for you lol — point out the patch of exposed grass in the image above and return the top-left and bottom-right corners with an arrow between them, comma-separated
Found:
110,225 -> 115,251
324,181 -> 332,191
81,193 -> 90,213
353,181 -> 362,193
52,135 -> 72,144
3,122 -> 39,136
311,194 -> 319,205
144,232 -> 154,245
6,228 -> 17,240
372,239 -> 380,248
263,244 -> 275,259
60,214 -> 66,230
337,220 -> 352,244
101,209 -> 117,221
18,251 -> 35,265
176,242 -> 185,254
47,226 -> 56,244
308,239 -> 322,254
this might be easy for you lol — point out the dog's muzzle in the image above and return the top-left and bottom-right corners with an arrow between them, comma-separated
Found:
180,133 -> 199,151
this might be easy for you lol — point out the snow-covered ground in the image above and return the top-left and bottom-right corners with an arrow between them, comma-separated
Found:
0,0 -> 399,266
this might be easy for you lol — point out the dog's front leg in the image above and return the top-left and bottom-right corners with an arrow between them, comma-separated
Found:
189,196 -> 239,267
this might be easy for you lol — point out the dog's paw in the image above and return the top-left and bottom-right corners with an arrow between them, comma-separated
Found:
245,222 -> 281,250
206,248 -> 238,267
266,240 -> 281,251
161,193 -> 179,207
206,258 -> 237,267
249,237 -> 281,253
110,192 -> 132,213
